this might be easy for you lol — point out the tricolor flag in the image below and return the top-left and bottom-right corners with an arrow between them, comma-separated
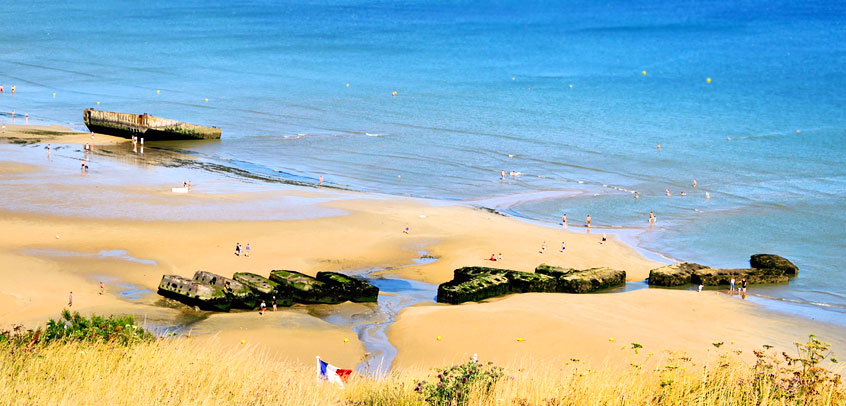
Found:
316,356 -> 352,386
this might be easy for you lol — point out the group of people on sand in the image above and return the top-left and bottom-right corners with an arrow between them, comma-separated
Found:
258,296 -> 278,315
234,243 -> 251,257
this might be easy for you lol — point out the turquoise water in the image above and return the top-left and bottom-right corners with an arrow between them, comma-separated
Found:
1,1 -> 845,321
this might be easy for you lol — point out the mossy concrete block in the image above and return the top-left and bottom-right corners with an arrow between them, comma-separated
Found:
233,272 -> 292,307
750,254 -> 798,276
535,264 -> 577,279
316,271 -> 379,303
648,262 -> 709,286
556,267 -> 626,293
437,274 -> 510,304
692,268 -> 789,286
157,274 -> 231,312
269,270 -> 340,304
193,270 -> 257,309
452,267 -> 556,293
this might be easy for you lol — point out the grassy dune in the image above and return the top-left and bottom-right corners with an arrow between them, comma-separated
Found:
2,336 -> 843,405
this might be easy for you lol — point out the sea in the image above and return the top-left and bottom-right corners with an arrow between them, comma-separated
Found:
1,0 -> 844,324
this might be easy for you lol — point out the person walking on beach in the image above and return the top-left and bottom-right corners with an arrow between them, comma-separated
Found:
540,241 -> 547,254
235,243 -> 241,256
497,253 -> 502,261
272,296 -> 277,312
586,215 -> 591,228
68,291 -> 73,307
245,243 -> 250,257
99,282 -> 104,295
259,300 -> 266,316
730,278 -> 736,294
741,278 -> 748,293
601,233 -> 607,244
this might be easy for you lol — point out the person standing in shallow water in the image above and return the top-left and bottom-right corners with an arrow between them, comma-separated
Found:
561,213 -> 567,228
586,215 -> 591,228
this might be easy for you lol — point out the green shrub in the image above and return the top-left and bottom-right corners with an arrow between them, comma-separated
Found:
42,309 -> 153,345
416,357 -> 503,406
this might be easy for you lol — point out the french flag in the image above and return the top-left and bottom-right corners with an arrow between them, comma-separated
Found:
316,356 -> 352,386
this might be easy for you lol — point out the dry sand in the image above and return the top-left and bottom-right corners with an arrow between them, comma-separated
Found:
1,126 -> 843,371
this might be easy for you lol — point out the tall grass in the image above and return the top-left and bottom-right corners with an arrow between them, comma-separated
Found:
2,337 -> 842,405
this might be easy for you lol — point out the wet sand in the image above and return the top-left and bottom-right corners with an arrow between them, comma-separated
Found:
1,124 -> 843,372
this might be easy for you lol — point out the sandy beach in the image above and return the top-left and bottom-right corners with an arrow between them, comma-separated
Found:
1,123 -> 844,372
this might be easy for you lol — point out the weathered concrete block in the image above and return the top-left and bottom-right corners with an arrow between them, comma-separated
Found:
233,272 -> 292,307
750,254 -> 798,276
453,267 -> 556,293
648,262 -> 710,286
556,267 -> 626,293
692,268 -> 789,286
315,272 -> 379,303
437,274 -> 510,304
269,270 -> 340,304
157,274 -> 231,312
535,264 -> 577,279
193,270 -> 257,309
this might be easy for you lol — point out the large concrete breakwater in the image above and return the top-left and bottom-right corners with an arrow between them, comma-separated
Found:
83,109 -> 221,140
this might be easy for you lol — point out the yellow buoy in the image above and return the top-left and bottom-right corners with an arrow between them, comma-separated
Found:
96,101 -> 100,105
346,83 -> 350,87
52,93 -> 56,97
156,89 -> 160,94
642,70 -> 647,76
205,98 -> 209,102
343,338 -> 349,343
436,335 -> 442,341
512,77 -> 516,81
609,337 -> 615,342
240,339 -> 246,344
706,77 -> 712,83
517,337 -> 524,342
392,91 -> 397,96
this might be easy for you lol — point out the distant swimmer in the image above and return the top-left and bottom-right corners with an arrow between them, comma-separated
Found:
649,211 -> 656,225
727,137 -> 732,141
500,170 -> 506,181
586,214 -> 591,228
666,188 -> 671,197
0,84 -> 3,93
680,191 -> 687,196
656,144 -> 661,150
692,179 -> 697,189
634,191 -> 639,200
11,85 -> 15,95
706,191 -> 711,199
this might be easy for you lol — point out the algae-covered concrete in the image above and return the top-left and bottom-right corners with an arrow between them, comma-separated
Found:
157,274 -> 231,312
193,270 -> 257,309
315,271 -> 379,302
269,270 -> 339,304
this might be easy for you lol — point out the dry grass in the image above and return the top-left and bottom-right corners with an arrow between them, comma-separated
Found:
1,338 -> 843,405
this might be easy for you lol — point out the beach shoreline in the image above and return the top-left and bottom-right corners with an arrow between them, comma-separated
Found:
1,124 -> 843,372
